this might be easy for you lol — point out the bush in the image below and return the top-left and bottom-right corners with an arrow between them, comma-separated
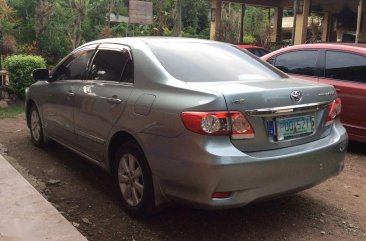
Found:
4,55 -> 46,98
243,35 -> 257,44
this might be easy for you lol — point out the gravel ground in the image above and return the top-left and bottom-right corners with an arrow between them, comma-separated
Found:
1,114 -> 365,241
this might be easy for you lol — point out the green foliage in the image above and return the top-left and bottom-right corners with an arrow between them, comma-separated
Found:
182,0 -> 209,37
3,55 -> 46,98
243,35 -> 256,44
0,104 -> 24,119
5,0 -> 211,64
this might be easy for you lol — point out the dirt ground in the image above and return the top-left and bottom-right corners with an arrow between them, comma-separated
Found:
0,114 -> 365,241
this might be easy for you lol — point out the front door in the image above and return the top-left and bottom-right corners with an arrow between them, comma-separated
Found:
43,46 -> 96,146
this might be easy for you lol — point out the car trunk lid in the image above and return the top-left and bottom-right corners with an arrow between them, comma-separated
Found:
187,78 -> 337,152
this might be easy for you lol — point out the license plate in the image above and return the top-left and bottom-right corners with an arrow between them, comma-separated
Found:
276,115 -> 315,140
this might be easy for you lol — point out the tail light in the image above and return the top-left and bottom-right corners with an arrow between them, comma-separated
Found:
181,111 -> 255,139
325,98 -> 341,126
211,191 -> 232,199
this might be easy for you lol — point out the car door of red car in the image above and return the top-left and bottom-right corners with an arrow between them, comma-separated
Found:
318,50 -> 366,143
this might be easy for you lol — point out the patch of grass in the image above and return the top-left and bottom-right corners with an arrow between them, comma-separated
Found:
0,104 -> 25,119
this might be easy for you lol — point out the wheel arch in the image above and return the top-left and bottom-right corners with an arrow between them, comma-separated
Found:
107,131 -> 142,172
107,130 -> 168,212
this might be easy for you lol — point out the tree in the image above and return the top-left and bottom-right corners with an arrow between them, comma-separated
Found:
172,0 -> 182,36
0,0 -> 12,19
66,0 -> 88,49
182,0 -> 209,35
34,0 -> 54,46
0,0 -> 15,36
0,0 -> 15,68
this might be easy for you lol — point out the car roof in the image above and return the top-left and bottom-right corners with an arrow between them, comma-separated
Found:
292,43 -> 366,50
75,37 -> 221,51
236,44 -> 268,50
262,43 -> 366,60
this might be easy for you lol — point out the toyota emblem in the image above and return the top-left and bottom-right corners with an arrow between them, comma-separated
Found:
290,90 -> 302,103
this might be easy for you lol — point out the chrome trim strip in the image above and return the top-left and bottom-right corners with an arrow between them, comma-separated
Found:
75,129 -> 105,144
245,101 -> 332,117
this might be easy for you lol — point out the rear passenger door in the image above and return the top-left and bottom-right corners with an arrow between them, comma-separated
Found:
270,50 -> 320,82
319,50 -> 366,140
74,43 -> 134,161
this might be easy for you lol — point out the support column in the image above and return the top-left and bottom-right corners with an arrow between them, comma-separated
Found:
271,7 -> 283,43
356,0 -> 364,43
294,0 -> 311,45
360,3 -> 366,42
336,30 -> 343,42
210,0 -> 222,41
321,12 -> 331,42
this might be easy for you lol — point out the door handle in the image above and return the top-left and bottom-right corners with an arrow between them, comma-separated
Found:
67,91 -> 75,97
107,98 -> 122,104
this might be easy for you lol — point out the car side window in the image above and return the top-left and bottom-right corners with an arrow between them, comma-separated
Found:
89,49 -> 133,83
274,50 -> 318,76
258,49 -> 270,57
53,50 -> 94,81
325,51 -> 366,83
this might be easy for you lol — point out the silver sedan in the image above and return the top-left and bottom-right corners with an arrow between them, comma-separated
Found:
26,38 -> 348,217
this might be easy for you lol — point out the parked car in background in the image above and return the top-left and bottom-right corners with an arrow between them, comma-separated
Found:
26,38 -> 347,217
236,44 -> 270,57
262,43 -> 366,143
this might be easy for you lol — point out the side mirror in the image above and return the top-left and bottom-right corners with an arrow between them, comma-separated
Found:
33,68 -> 50,81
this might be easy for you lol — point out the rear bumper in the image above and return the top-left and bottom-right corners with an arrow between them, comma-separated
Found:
143,121 -> 348,209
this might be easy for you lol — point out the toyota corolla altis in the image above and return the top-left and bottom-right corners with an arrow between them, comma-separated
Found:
26,38 -> 348,217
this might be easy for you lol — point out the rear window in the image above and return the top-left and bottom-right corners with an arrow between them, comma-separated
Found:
149,43 -> 287,82
325,51 -> 366,83
247,48 -> 270,57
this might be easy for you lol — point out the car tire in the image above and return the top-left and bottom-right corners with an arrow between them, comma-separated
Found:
29,105 -> 48,147
113,141 -> 156,218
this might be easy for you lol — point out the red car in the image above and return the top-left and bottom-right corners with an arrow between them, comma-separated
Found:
236,44 -> 270,57
262,43 -> 366,143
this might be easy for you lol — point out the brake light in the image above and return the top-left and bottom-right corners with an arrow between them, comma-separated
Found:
211,191 -> 232,199
181,111 -> 255,139
325,98 -> 341,126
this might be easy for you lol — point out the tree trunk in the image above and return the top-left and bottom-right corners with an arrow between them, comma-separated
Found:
173,0 -> 182,37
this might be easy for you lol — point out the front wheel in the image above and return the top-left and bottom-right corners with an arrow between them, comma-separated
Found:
29,105 -> 47,147
113,141 -> 156,218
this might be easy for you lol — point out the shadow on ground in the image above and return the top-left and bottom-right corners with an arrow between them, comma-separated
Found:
348,141 -> 366,155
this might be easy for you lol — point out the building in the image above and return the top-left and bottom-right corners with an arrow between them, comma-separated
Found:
210,0 -> 366,45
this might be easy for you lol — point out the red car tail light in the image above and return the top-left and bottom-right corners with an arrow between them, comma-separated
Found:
211,191 -> 232,199
325,98 -> 341,126
181,111 -> 255,139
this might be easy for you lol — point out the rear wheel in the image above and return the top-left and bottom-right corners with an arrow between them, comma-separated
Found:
113,141 -> 156,218
29,105 -> 47,147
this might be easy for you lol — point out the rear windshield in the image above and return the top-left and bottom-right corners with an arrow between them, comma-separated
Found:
149,42 -> 287,82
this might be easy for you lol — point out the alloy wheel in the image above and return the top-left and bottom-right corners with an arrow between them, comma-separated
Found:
31,110 -> 41,142
118,153 -> 144,206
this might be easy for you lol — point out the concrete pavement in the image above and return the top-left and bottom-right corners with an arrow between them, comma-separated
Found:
0,154 -> 88,241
